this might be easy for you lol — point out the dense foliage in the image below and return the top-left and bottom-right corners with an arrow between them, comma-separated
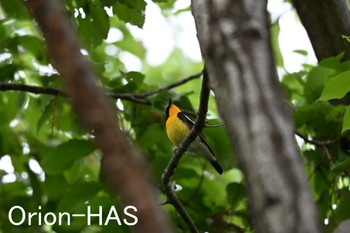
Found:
0,0 -> 349,233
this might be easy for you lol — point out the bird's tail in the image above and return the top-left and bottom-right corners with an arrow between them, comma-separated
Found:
209,159 -> 223,175
189,140 -> 223,175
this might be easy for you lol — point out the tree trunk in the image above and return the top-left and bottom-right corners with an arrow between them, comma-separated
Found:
292,0 -> 350,61
26,0 -> 172,232
191,1 -> 322,233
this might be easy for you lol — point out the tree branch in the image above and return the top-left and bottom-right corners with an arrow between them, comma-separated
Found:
192,1 -> 322,232
0,71 -> 201,105
0,82 -> 66,96
26,0 -> 172,232
161,69 -> 210,233
292,0 -> 350,60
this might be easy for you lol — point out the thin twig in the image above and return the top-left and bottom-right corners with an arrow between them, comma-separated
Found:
322,145 -> 335,165
295,132 -> 341,146
133,71 -> 203,98
296,132 -> 338,164
205,122 -> 225,128
107,92 -> 150,104
161,69 -> 210,233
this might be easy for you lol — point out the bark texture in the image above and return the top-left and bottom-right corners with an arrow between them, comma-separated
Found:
293,0 -> 350,61
191,1 -> 322,233
26,0 -> 172,232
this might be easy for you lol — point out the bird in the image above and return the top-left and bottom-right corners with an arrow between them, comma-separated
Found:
165,98 -> 223,175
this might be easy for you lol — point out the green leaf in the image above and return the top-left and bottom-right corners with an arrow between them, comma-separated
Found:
117,71 -> 145,92
0,0 -> 29,19
226,183 -> 246,206
0,63 -> 16,81
42,174 -> 69,200
281,71 -> 305,101
319,54 -> 349,71
27,163 -> 42,205
334,190 -> 350,223
125,71 -> 145,87
125,71 -> 144,85
119,0 -> 146,12
202,178 -> 226,209
294,102 -> 344,139
319,71 -> 350,101
101,0 -> 118,6
173,167 -> 199,180
293,49 -> 308,56
57,181 -> 103,212
310,169 -> 329,200
331,158 -> 350,176
90,2 -> 110,40
304,66 -> 335,103
316,192 -> 330,220
37,97 -> 53,134
18,35 -> 48,64
71,2 -> 111,49
113,2 -> 145,28
41,139 -> 95,174
271,22 -> 284,67
154,0 -> 171,2
0,22 -> 7,39
342,107 -> 350,133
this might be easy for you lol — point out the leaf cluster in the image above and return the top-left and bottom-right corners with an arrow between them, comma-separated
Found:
281,54 -> 350,232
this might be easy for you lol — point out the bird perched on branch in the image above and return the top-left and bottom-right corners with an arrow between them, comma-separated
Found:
165,99 -> 223,175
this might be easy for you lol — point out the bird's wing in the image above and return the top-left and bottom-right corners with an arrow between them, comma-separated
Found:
177,111 -> 194,128
177,111 -> 216,156
198,132 -> 216,156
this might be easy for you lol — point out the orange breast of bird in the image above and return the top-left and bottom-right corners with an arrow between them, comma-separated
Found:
166,105 -> 189,146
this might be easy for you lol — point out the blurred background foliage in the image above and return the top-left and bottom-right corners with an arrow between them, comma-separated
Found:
0,0 -> 349,233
